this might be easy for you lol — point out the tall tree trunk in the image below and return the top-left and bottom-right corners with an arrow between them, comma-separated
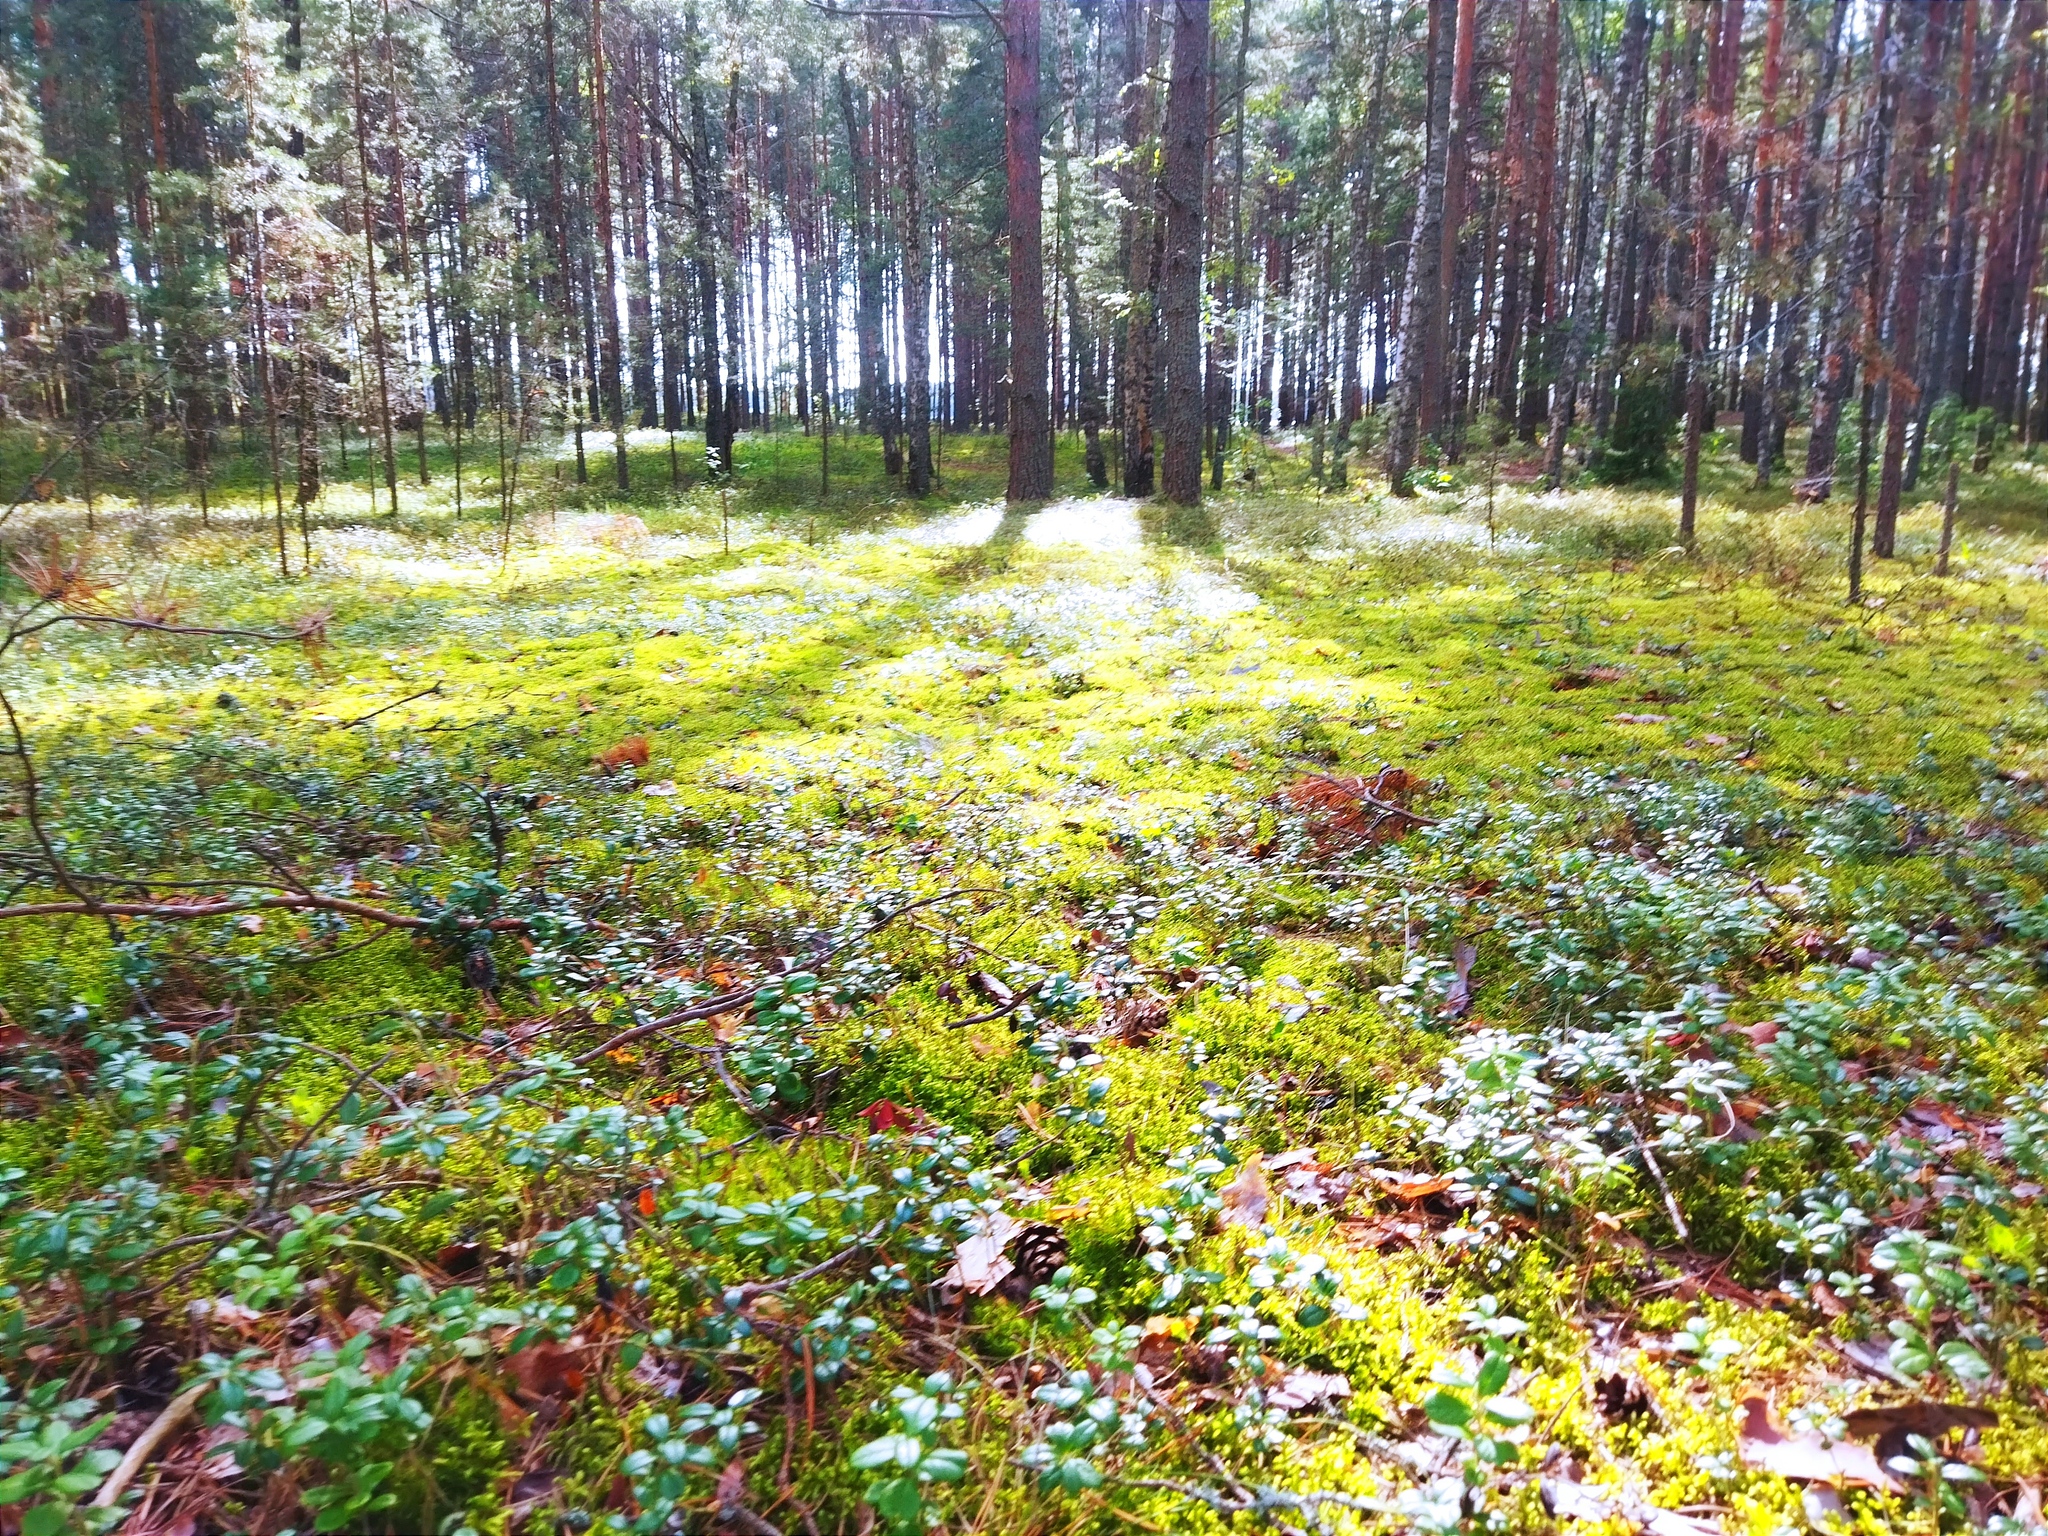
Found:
1388,0 -> 1456,493
1006,0 -> 1054,500
838,69 -> 891,468
1580,0 -> 1651,473
1157,0 -> 1209,506
1548,0 -> 1647,490
347,13 -> 398,514
1874,4 -> 1940,556
624,47 -> 659,430
1776,0 -> 1846,490
896,50 -> 933,495
688,10 -> 731,475
1432,0 -> 1478,450
1516,0 -> 1559,442
1741,0 -> 1786,472
1679,0 -> 1743,541
589,0 -> 629,490
1803,34 -> 1873,500
1847,2 -> 1898,598
1344,0 -> 1391,430
722,73 -> 746,451
1120,0 -> 1164,496
380,0 -> 429,486
1919,0 -> 1978,472
1492,0 -> 1533,429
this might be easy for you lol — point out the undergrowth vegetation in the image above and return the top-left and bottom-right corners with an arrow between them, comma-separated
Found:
5,433 -> 2048,1536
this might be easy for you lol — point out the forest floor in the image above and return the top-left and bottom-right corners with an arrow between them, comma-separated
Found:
6,426 -> 2048,1536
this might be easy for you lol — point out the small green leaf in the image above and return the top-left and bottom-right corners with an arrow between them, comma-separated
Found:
1422,1390 -> 1471,1429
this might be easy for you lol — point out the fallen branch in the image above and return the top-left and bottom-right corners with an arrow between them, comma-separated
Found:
90,1380 -> 210,1511
565,989 -> 756,1069
727,1219 -> 891,1302
0,888 -> 530,934
944,976 -> 1048,1030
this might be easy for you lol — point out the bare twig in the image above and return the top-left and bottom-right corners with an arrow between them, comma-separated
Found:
334,683 -> 444,728
1630,1123 -> 1690,1245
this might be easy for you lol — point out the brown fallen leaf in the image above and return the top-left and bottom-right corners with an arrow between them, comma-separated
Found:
507,1340 -> 587,1402
593,735 -> 651,774
1841,1402 -> 1998,1465
715,1457 -> 749,1517
1337,1215 -> 1428,1250
1367,1168 -> 1456,1203
1551,666 -> 1629,691
1738,1397 -> 1903,1491
1218,1156 -> 1270,1228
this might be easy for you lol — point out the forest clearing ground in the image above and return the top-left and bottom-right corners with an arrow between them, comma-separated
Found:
9,447 -> 2048,1535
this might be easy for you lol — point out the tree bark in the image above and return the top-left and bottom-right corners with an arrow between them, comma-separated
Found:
1387,0 -> 1456,494
1873,4 -> 1940,556
1158,0 -> 1209,506
1120,0 -> 1163,496
589,0 -> 629,490
1679,0 -> 1742,541
1517,0 -> 1559,442
347,13 -> 398,515
1431,0 -> 1478,449
895,47 -> 933,495
1005,0 -> 1054,500
688,10 -> 731,475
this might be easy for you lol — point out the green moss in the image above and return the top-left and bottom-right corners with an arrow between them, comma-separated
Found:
5,430 -> 2048,1532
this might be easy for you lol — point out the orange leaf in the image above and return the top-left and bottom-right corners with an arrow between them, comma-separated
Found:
593,736 -> 651,774
637,1187 -> 657,1217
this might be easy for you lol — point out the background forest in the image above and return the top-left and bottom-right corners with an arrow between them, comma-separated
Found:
6,1 -> 2048,1535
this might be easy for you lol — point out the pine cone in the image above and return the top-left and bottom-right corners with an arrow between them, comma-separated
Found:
461,945 -> 498,996
1009,1223 -> 1069,1288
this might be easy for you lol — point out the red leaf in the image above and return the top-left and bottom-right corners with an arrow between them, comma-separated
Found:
859,1098 -> 919,1133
